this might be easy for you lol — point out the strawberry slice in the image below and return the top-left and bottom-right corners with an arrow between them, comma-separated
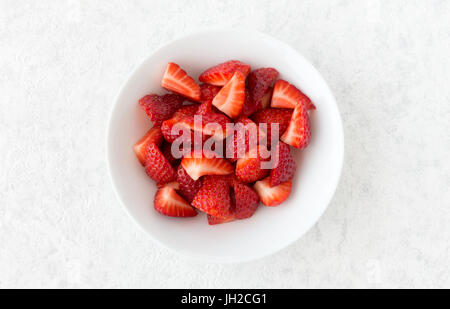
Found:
248,68 -> 279,110
260,87 -> 273,110
144,143 -> 176,184
181,150 -> 233,181
134,126 -> 163,165
235,146 -> 269,183
253,177 -> 292,207
252,108 -> 293,145
212,71 -> 246,118
207,213 -> 236,225
269,141 -> 296,187
271,79 -> 315,110
225,117 -> 265,161
161,62 -> 201,101
233,182 -> 260,219
281,103 -> 311,149
176,165 -> 203,203
192,176 -> 232,218
178,112 -> 232,140
139,94 -> 184,126
154,183 -> 198,217
199,60 -> 251,86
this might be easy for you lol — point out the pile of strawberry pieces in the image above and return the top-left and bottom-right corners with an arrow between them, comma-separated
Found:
133,60 -> 315,225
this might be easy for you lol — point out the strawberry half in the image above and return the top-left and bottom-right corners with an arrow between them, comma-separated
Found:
181,150 -> 233,181
161,62 -> 201,101
196,84 -> 221,115
134,126 -> 163,165
248,68 -> 279,110
233,182 -> 260,219
199,60 -> 251,86
212,71 -> 246,118
252,108 -> 293,146
139,94 -> 184,126
271,79 -> 315,110
145,143 -> 176,184
254,178 -> 292,207
269,141 -> 296,187
192,176 -> 232,218
235,146 -> 269,183
154,183 -> 198,217
281,103 -> 311,149
176,165 -> 203,203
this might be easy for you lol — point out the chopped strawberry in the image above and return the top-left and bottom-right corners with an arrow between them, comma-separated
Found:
252,108 -> 293,145
199,60 -> 251,86
139,94 -> 184,126
281,103 -> 311,149
207,213 -> 236,225
269,141 -> 296,187
192,176 -> 232,218
154,183 -> 198,217
248,68 -> 278,108
134,126 -> 163,165
181,150 -> 233,181
144,143 -> 176,184
241,91 -> 258,117
212,71 -> 246,118
235,146 -> 269,183
254,177 -> 292,207
161,62 -> 201,101
176,165 -> 202,203
196,84 -> 221,115
161,105 -> 199,143
225,117 -> 265,161
178,112 -> 232,140
233,182 -> 260,219
271,79 -> 314,110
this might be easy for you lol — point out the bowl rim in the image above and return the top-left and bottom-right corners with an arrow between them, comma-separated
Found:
106,28 -> 345,263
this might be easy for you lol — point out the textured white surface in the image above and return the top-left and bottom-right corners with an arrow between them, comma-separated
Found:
1,0 -> 449,288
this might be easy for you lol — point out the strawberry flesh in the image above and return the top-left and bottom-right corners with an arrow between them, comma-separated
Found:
181,150 -> 233,181
161,62 -> 201,101
281,103 -> 311,149
212,71 -> 246,118
176,165 -> 203,203
134,126 -> 163,165
254,178 -> 292,207
154,184 -> 197,217
199,60 -> 251,86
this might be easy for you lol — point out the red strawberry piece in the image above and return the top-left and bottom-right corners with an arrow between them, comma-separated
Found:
161,62 -> 201,101
139,94 -> 184,126
207,213 -> 236,225
181,150 -> 233,181
269,141 -> 296,187
271,79 -> 314,110
281,103 -> 311,149
133,126 -> 163,165
226,117 -> 265,161
233,182 -> 260,219
176,165 -> 203,203
252,108 -> 293,145
178,112 -> 232,140
199,60 -> 251,86
154,183 -> 197,217
248,68 -> 279,108
253,177 -> 292,207
235,146 -> 269,183
212,71 -> 246,118
144,143 -> 176,184
161,105 -> 199,143
192,176 -> 232,218
240,91 -> 258,117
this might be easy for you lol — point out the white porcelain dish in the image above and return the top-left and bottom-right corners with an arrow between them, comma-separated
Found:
107,29 -> 344,263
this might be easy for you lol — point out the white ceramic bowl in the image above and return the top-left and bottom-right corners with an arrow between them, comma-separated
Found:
107,29 -> 344,263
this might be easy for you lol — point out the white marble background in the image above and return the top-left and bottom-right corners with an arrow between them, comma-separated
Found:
1,0 -> 449,289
